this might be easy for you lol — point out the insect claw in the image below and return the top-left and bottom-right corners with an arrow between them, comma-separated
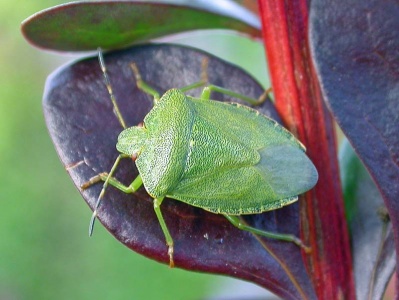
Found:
303,246 -> 312,254
81,172 -> 108,189
294,237 -> 312,254
81,180 -> 93,190
168,246 -> 175,268
255,87 -> 273,105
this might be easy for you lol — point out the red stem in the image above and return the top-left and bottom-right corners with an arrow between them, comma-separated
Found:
257,0 -> 356,299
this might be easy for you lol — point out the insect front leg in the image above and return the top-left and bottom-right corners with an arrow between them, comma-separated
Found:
130,63 -> 160,104
153,196 -> 175,268
223,215 -> 311,253
81,154 -> 143,235
82,172 -> 143,193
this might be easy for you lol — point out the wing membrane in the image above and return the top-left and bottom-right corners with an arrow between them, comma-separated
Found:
170,145 -> 317,214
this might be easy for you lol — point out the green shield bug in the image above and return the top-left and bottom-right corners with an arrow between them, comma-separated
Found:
82,48 -> 318,268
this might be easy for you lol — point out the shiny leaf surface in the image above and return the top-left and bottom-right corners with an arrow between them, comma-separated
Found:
43,44 -> 315,299
310,0 -> 399,293
340,140 -> 395,300
21,0 -> 261,52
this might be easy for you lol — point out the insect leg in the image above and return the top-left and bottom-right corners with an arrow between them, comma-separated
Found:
82,154 -> 142,236
177,57 -> 271,106
153,196 -> 175,268
200,85 -> 272,106
82,172 -> 143,193
179,58 -> 209,93
98,48 -> 127,129
130,63 -> 160,104
223,215 -> 311,253
84,173 -> 142,235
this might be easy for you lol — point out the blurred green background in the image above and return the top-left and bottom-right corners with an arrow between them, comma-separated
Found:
0,1 -> 273,299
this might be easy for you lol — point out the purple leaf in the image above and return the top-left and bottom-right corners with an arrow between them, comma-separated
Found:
310,0 -> 399,292
43,44 -> 315,299
340,140 -> 395,299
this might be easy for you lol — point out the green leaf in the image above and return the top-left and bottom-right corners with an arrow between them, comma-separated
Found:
21,0 -> 261,52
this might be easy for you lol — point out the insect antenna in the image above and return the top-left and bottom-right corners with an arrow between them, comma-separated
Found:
89,154 -> 126,236
98,48 -> 127,129
89,49 -> 127,236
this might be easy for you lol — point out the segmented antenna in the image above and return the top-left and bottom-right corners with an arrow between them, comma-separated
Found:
89,49 -> 127,236
97,48 -> 127,129
89,154 -> 125,236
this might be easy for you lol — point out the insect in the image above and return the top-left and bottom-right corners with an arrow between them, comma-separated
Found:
82,49 -> 318,268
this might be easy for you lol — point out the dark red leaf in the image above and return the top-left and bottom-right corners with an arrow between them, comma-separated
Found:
43,44 -> 315,299
340,140 -> 395,299
310,0 -> 399,293
21,0 -> 261,52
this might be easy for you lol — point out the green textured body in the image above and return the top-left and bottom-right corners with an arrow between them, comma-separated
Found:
117,89 -> 317,215
85,53 -> 319,266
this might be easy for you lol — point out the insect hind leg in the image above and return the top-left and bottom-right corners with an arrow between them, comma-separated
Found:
153,196 -> 175,268
224,214 -> 311,253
